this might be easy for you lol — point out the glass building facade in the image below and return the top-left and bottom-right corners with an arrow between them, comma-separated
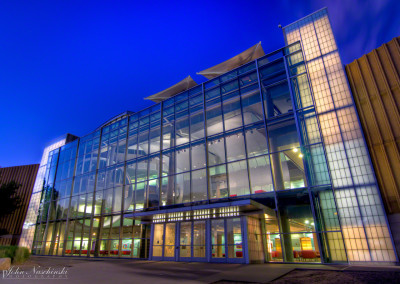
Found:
28,9 -> 397,264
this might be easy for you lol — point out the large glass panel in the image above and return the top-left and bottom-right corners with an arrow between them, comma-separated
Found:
162,150 -> 175,176
175,114 -> 190,146
148,156 -> 160,180
268,117 -> 300,153
175,173 -> 190,204
241,86 -> 263,125
226,131 -> 246,162
266,234 -> 283,262
136,159 -> 148,182
161,176 -> 174,206
207,137 -> 225,166
176,146 -> 190,173
189,143 -> 206,172
227,218 -> 243,259
123,184 -> 135,211
223,95 -> 242,131
164,223 -> 175,257
277,191 -> 320,262
248,156 -> 274,193
264,81 -> 293,118
190,107 -> 205,141
135,182 -> 146,210
206,97 -> 223,136
138,131 -> 149,157
191,169 -> 207,202
180,222 -> 191,258
126,134 -> 138,161
209,165 -> 228,199
211,219 -> 225,258
271,149 -> 306,190
162,116 -> 174,150
147,179 -> 159,208
245,126 -> 269,157
193,221 -> 206,258
125,162 -> 136,184
228,161 -> 250,197
149,127 -> 161,153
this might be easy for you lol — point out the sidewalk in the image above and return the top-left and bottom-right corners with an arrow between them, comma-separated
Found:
1,256 -> 399,284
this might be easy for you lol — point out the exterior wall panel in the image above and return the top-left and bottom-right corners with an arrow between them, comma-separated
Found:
0,164 -> 39,245
346,37 -> 400,257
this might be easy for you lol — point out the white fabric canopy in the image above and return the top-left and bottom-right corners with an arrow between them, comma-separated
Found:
197,42 -> 265,79
145,76 -> 198,103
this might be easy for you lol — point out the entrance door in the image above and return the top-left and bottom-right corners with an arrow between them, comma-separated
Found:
177,220 -> 206,262
211,218 -> 244,263
151,223 -> 176,260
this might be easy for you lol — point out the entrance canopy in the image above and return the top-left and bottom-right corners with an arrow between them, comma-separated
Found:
197,42 -> 265,80
145,76 -> 198,103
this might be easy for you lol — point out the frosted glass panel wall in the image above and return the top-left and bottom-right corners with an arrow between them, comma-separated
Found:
283,8 -> 396,262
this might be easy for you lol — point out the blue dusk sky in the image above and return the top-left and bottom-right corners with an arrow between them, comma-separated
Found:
0,0 -> 399,167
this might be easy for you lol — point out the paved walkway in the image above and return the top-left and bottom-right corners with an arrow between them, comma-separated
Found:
2,256 -> 399,284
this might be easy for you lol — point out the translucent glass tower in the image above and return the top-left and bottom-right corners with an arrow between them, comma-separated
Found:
283,8 -> 396,262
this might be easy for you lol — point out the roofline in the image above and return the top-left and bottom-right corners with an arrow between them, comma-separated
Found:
282,7 -> 327,29
94,111 -> 134,131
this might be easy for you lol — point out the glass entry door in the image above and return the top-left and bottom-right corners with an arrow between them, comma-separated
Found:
211,218 -> 244,263
152,223 -> 176,260
178,221 -> 206,262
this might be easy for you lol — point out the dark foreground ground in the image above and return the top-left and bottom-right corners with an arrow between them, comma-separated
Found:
1,256 -> 399,284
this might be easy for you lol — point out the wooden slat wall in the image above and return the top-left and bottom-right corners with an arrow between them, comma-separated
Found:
0,164 -> 39,245
346,36 -> 400,214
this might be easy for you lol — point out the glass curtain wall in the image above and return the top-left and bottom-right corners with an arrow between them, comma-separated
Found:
31,33 -> 391,264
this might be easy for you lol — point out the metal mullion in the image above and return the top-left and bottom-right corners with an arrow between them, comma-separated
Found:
202,82 -> 211,203
237,78 -> 252,196
255,58 -> 284,261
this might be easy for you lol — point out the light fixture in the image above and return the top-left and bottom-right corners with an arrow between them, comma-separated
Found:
305,220 -> 309,224
293,148 -> 298,153
311,222 -> 314,226
299,153 -> 303,158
